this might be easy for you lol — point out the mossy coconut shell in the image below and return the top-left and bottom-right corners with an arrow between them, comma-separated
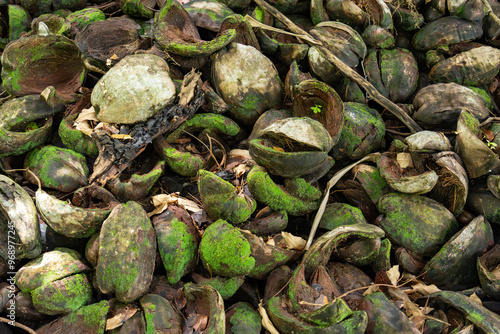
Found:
1,34 -> 86,96
31,272 -> 93,315
199,219 -> 255,277
198,169 -> 256,224
377,193 -> 459,256
96,201 -> 156,303
24,145 -> 89,192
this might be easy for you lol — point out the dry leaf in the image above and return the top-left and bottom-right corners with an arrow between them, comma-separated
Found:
404,299 -> 426,329
110,134 -> 134,140
228,149 -> 253,160
363,284 -> 380,295
105,306 -> 138,330
109,54 -> 119,60
266,238 -> 276,247
483,129 -> 495,142
408,282 -> 441,296
314,294 -> 329,307
387,265 -> 401,286
192,314 -> 208,332
491,263 -> 500,279
470,292 -> 483,305
233,164 -> 247,177
397,153 -> 413,169
273,146 -> 285,152
178,69 -> 201,106
258,301 -> 280,334
176,196 -> 203,213
281,232 -> 306,251
148,193 -> 202,217
74,107 -> 99,137
148,194 -> 178,217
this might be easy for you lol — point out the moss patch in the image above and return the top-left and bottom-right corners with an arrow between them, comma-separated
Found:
156,218 -> 198,284
199,219 -> 255,277
31,273 -> 92,315
247,165 -> 320,215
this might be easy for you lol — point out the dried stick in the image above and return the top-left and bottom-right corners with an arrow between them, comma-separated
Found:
252,0 -> 423,134
0,317 -> 38,334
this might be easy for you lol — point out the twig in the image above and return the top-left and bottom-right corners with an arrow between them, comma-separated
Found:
4,168 -> 41,189
305,153 -> 380,249
0,317 -> 38,334
480,117 -> 500,128
252,0 -> 422,134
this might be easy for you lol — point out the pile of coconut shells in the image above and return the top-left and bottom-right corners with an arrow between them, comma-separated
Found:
3,0 -> 500,332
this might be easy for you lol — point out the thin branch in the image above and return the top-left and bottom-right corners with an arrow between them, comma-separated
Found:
0,317 -> 38,334
252,0 -> 422,134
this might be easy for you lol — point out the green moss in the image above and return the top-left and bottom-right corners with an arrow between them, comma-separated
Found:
122,0 -> 155,19
67,300 -> 110,333
8,5 -> 31,41
58,114 -> 99,157
157,218 -> 198,284
249,246 -> 292,279
165,113 -> 241,143
96,202 -> 155,303
198,169 -> 256,224
199,219 -> 255,277
160,29 -> 236,57
247,165 -> 320,215
284,177 -> 322,201
319,203 -> 366,230
24,145 -> 89,192
468,86 -> 494,111
143,303 -> 156,334
200,276 -> 244,300
461,109 -> 480,132
3,67 -> 23,94
229,302 -> 262,333
356,166 -> 387,204
163,146 -> 204,177
31,273 -> 92,315
378,193 -> 458,256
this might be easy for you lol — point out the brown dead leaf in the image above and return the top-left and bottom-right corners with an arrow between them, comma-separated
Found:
387,265 -> 400,286
483,129 -> 495,142
74,107 -> 99,137
281,232 -> 306,251
407,282 -> 441,296
273,146 -> 285,152
491,263 -> 500,279
178,69 -> 201,106
258,301 -> 280,334
105,306 -> 138,330
110,134 -> 134,140
404,299 -> 427,329
192,314 -> 208,332
363,284 -> 380,295
396,153 -> 413,169
148,194 -> 178,217
470,292 -> 483,305
148,193 -> 203,217
233,164 -> 247,177
314,294 -> 329,307
228,149 -> 253,160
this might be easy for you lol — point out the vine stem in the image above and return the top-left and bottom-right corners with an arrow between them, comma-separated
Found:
0,317 -> 38,334
251,0 -> 423,134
